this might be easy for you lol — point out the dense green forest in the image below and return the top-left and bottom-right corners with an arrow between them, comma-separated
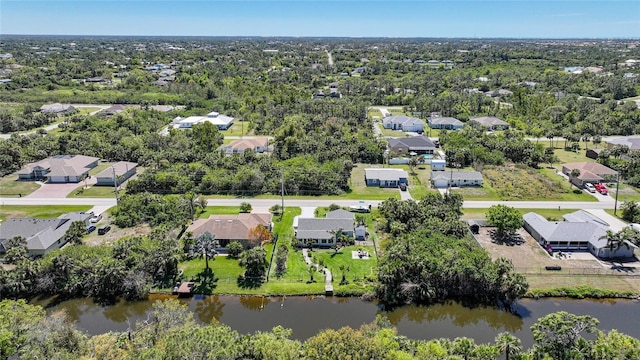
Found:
1,37 -> 639,189
2,298 -> 639,360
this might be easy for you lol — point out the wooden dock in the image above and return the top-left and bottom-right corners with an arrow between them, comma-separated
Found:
175,282 -> 195,297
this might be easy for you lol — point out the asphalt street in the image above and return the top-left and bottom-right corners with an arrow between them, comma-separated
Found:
0,197 -> 618,210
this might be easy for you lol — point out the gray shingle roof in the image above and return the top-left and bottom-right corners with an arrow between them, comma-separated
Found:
382,115 -> 423,127
523,212 -> 608,248
296,218 -> 354,240
95,161 -> 138,178
431,171 -> 483,181
469,116 -> 509,127
326,209 -> 354,219
427,117 -> 463,126
364,168 -> 408,181
388,136 -> 435,150
0,212 -> 91,253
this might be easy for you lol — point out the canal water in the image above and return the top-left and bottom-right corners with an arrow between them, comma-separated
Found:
34,295 -> 640,348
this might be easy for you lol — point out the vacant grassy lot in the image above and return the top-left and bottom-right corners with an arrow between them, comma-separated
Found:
220,121 -> 253,137
0,205 -> 91,221
0,175 -> 40,197
481,165 -> 597,201
610,183 -> 640,203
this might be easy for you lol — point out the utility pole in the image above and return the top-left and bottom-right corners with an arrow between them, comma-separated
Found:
280,168 -> 285,219
614,173 -> 620,216
112,166 -> 119,206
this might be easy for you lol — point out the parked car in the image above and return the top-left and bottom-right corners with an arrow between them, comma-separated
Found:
399,183 -> 407,191
86,225 -> 96,234
90,214 -> 102,223
584,183 -> 596,193
97,225 -> 111,235
594,183 -> 608,195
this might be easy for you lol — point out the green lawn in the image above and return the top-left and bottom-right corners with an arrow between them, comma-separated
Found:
0,175 -> 41,197
462,208 -> 580,221
198,206 -> 243,218
68,185 -> 119,198
220,121 -> 252,137
552,147 -> 592,166
0,205 -> 91,221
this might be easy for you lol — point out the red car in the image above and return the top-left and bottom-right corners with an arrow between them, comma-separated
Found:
594,183 -> 608,195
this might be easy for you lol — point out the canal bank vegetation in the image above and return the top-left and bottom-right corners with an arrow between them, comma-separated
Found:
527,285 -> 638,299
376,194 -> 529,308
0,228 -> 181,303
3,298 -> 640,360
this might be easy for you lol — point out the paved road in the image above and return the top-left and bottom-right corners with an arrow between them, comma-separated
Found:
0,197 -> 618,210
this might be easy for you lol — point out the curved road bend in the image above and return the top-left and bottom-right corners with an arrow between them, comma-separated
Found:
0,197 -> 617,210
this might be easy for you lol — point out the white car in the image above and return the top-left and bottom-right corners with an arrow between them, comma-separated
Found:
90,214 -> 103,223
584,183 -> 596,193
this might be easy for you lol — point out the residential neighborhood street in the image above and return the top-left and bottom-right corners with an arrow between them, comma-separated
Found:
0,196 -> 621,211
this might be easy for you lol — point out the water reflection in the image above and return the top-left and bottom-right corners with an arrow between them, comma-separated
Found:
383,301 -> 524,333
33,295 -> 639,348
194,295 -> 225,324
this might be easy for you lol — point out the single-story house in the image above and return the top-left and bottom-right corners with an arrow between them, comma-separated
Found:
387,136 -> 436,155
382,115 -> 424,133
103,104 -> 126,117
217,137 -> 270,154
174,111 -> 234,130
427,117 -> 464,130
431,159 -> 446,171
295,209 -> 356,247
364,168 -> 408,188
0,212 -> 92,256
18,155 -> 100,183
186,213 -> 273,249
469,116 -> 510,130
562,162 -> 618,187
95,161 -> 138,186
40,103 -> 76,115
605,136 -> 640,151
431,171 -> 483,188
523,211 -> 637,258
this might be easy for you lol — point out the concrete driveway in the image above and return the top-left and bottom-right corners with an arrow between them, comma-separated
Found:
26,177 -> 96,198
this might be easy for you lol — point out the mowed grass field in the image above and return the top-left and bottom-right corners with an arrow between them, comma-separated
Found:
0,205 -> 92,222
0,175 -> 41,197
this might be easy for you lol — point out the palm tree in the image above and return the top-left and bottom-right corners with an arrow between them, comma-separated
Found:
495,332 -> 522,360
598,230 -> 628,258
182,192 -> 206,221
194,231 -> 217,276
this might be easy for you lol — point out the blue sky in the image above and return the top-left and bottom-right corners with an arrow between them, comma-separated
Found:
1,1 -> 638,38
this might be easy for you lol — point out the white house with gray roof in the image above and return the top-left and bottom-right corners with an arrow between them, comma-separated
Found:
95,161 -> 138,186
523,211 -> 637,258
364,168 -> 408,188
18,155 -> 99,183
0,212 -> 92,256
469,116 -> 509,130
427,117 -> 464,130
382,115 -> 424,133
295,214 -> 355,247
431,171 -> 483,188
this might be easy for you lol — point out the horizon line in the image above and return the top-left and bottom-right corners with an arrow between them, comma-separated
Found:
2,34 -> 640,41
